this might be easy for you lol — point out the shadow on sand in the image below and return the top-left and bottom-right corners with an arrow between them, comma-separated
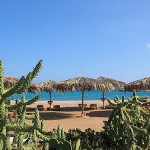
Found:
60,107 -> 82,111
26,107 -> 112,120
26,107 -> 82,112
39,111 -> 76,120
86,110 -> 112,117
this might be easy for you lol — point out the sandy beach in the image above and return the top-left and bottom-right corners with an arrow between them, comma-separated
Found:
11,100 -> 111,132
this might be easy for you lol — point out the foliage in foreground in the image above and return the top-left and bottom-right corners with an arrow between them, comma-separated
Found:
44,91 -> 150,150
104,91 -> 150,150
0,60 -> 46,150
0,59 -> 150,150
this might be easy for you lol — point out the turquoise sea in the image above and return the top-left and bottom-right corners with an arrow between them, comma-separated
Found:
10,90 -> 150,101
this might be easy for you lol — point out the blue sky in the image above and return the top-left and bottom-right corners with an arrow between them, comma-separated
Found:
0,1 -> 150,83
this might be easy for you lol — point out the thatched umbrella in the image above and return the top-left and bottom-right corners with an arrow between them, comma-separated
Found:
96,76 -> 126,108
38,80 -> 58,101
38,80 -> 68,110
4,76 -> 19,88
124,77 -> 150,92
96,76 -> 126,90
38,80 -> 58,110
55,82 -> 73,93
27,84 -> 41,93
60,77 -> 96,115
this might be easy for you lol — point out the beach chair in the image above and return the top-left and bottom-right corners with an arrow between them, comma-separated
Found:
37,105 -> 45,111
105,104 -> 116,109
89,104 -> 97,110
52,105 -> 61,111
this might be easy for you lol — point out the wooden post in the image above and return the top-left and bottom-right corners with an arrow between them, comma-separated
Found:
49,91 -> 51,101
48,91 -> 53,110
81,90 -> 84,115
102,89 -> 105,109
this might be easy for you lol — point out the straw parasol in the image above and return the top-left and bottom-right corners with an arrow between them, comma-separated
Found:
96,76 -> 126,91
27,84 -> 41,93
96,76 -> 126,108
124,77 -> 150,92
60,77 -> 96,115
37,80 -> 58,101
4,76 -> 41,92
38,80 -> 69,110
3,76 -> 19,88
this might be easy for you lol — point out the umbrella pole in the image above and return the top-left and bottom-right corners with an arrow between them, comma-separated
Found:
49,91 -> 53,110
102,89 -> 105,109
49,91 -> 51,101
81,90 -> 84,115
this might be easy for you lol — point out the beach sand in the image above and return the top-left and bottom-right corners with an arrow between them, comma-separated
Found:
11,100 -> 111,132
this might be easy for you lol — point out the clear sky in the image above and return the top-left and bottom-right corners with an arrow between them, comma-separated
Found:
0,1 -> 150,84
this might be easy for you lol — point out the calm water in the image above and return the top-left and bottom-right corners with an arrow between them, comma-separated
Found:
9,90 -> 150,101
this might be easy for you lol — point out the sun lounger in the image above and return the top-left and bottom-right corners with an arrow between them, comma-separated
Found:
52,105 -> 61,111
37,105 -> 44,111
105,104 -> 116,109
89,104 -> 97,110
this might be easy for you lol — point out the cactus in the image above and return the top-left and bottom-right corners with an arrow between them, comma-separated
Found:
0,60 -> 44,149
103,91 -> 150,149
1,59 -> 149,150
75,139 -> 81,150
50,125 -> 66,140
47,138 -> 72,150
42,141 -> 49,150
66,128 -> 104,150
0,60 -> 86,150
